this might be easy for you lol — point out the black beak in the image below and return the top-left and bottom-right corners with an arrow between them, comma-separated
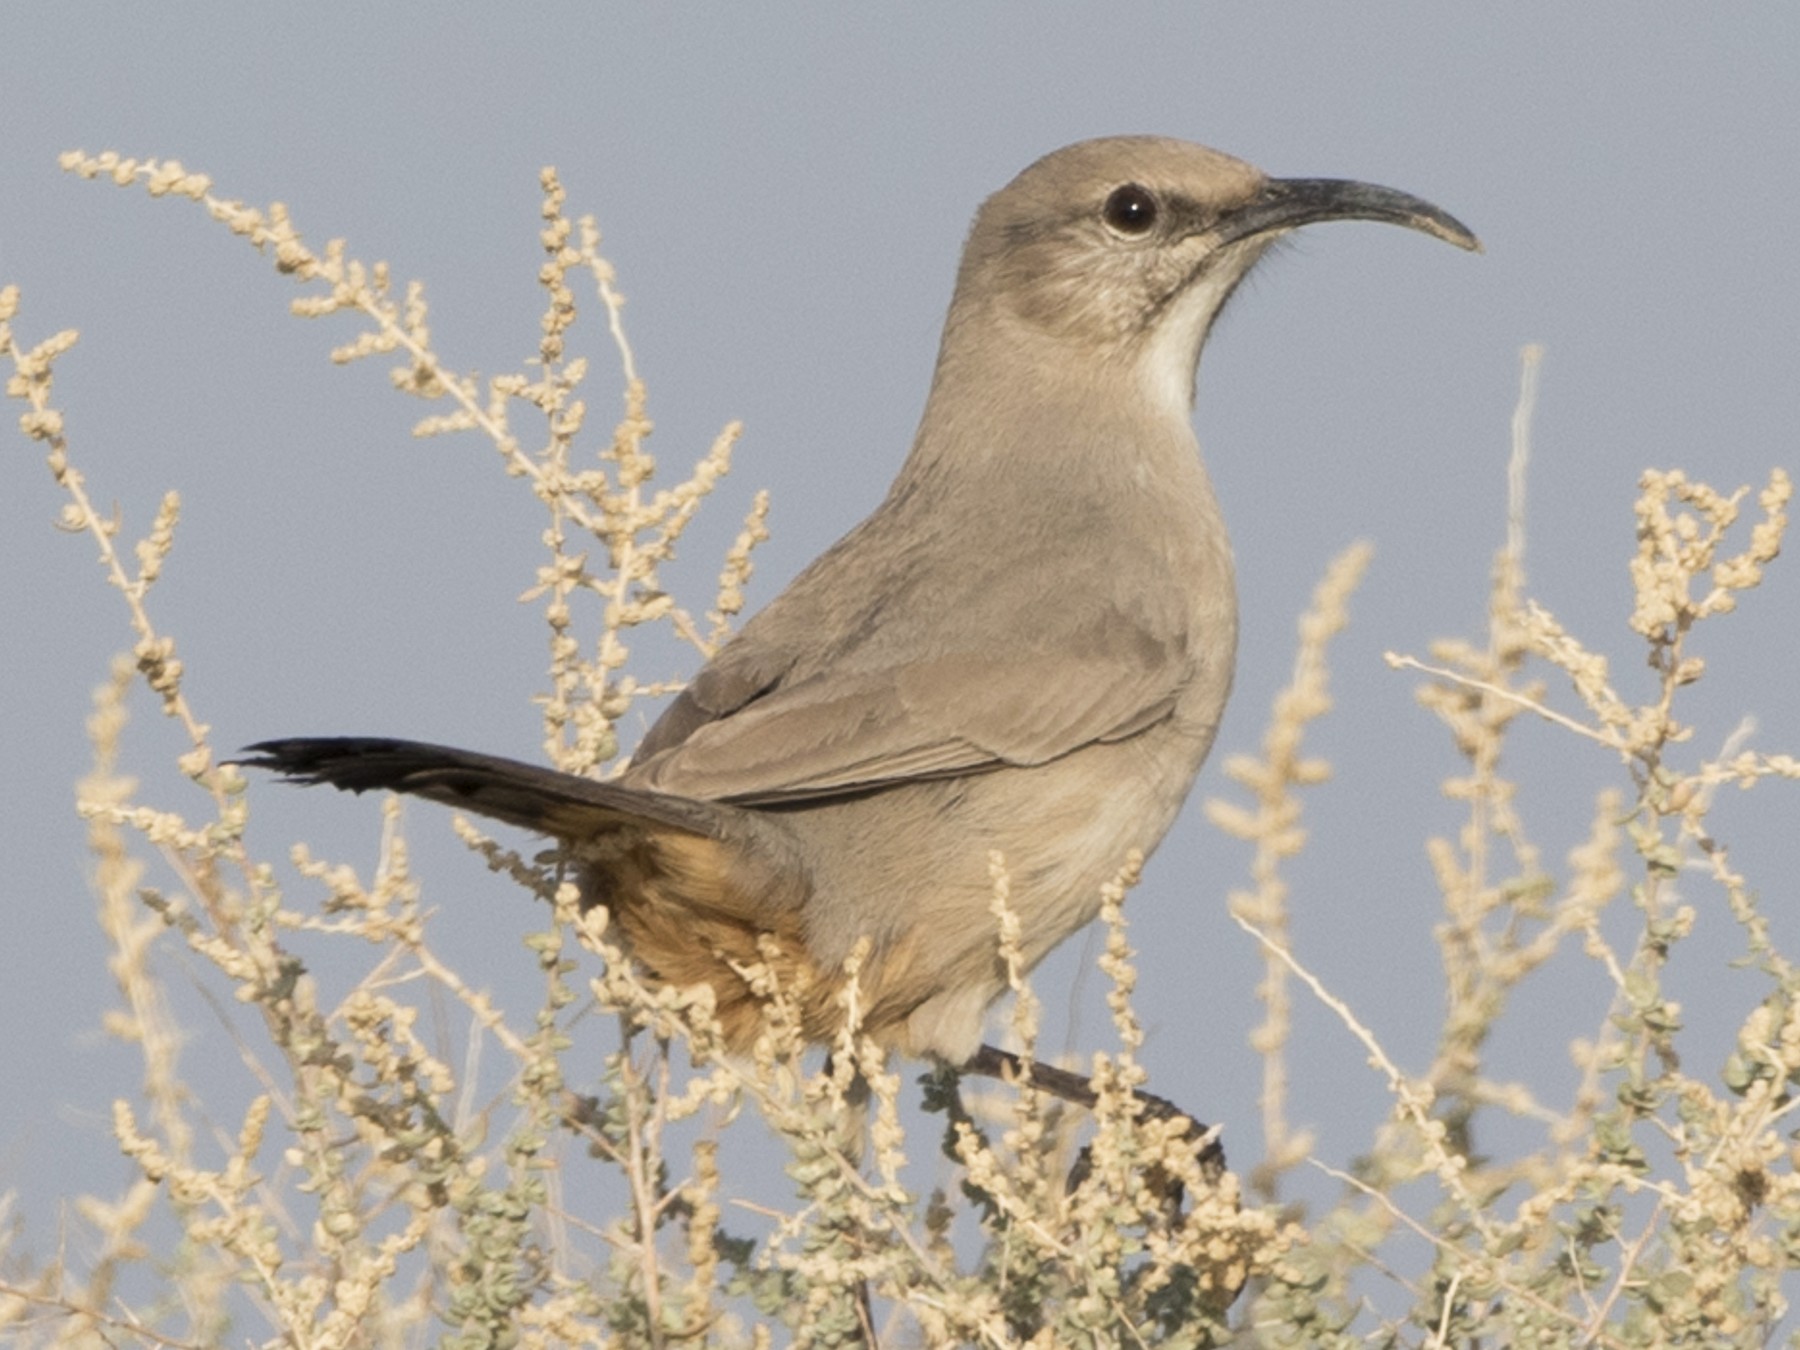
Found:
1220,177 -> 1481,253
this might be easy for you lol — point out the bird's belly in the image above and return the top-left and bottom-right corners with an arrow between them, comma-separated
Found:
783,725 -> 1212,1059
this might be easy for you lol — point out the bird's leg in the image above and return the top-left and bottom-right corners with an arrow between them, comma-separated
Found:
961,1042 -> 1225,1177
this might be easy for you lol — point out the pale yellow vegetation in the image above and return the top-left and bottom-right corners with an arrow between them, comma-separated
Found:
1,154 -> 1794,1347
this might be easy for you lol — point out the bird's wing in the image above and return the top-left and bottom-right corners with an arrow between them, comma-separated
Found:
626,603 -> 1188,804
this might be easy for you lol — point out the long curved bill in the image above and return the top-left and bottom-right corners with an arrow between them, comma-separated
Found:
1221,177 -> 1481,253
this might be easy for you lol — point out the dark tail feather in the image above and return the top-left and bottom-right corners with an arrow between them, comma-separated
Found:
236,737 -> 731,841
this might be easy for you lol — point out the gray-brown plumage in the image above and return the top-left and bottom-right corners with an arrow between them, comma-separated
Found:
245,136 -> 1476,1064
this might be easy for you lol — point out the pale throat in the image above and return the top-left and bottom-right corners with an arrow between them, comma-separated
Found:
1135,265 -> 1250,425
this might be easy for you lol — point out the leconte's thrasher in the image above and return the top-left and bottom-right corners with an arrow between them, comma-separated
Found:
245,136 -> 1477,1070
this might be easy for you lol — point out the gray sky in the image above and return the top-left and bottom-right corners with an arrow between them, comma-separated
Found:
3,2 -> 1797,1296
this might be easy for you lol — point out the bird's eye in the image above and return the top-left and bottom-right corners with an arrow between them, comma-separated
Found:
1101,183 -> 1159,235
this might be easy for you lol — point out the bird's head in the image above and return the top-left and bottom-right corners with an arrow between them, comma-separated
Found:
946,135 -> 1479,414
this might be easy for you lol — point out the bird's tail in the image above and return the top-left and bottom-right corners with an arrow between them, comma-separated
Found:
236,736 -> 839,1051
236,736 -> 734,841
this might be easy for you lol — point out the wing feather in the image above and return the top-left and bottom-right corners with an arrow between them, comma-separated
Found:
628,609 -> 1186,804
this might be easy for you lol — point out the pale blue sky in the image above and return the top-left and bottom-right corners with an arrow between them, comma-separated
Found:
2,3 -> 1796,1295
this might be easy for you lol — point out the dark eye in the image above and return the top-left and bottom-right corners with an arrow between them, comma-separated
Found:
1101,183 -> 1159,235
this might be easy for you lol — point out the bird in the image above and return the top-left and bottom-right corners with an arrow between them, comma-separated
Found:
244,136 -> 1477,1072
